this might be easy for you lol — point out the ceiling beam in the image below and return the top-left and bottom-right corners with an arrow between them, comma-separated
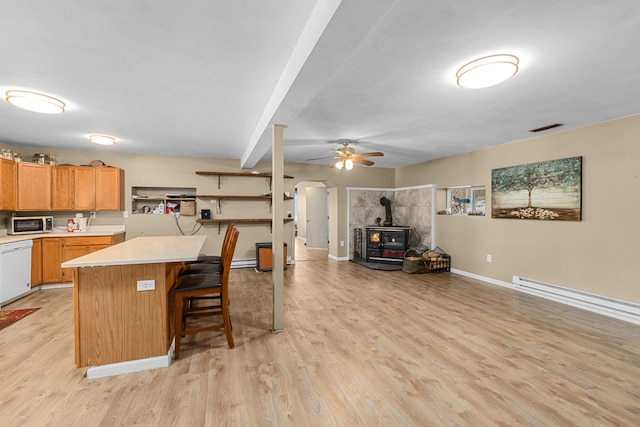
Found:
240,0 -> 398,169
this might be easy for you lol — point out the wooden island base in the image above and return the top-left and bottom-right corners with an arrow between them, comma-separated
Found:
63,235 -> 207,379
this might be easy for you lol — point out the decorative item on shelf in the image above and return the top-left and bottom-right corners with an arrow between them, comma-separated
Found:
201,209 -> 211,219
181,201 -> 196,216
1,149 -> 14,160
33,153 -> 47,164
48,153 -> 57,165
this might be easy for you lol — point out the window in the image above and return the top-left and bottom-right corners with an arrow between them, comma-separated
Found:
446,186 -> 485,215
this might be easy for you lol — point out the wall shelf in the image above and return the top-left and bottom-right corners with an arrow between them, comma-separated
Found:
195,171 -> 294,189
196,194 -> 294,214
194,172 -> 294,233
131,186 -> 196,214
196,217 -> 294,233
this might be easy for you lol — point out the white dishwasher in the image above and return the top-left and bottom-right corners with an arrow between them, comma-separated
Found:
0,239 -> 33,308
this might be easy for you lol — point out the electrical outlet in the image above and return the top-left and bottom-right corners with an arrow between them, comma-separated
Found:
340,240 -> 344,247
486,254 -> 492,263
123,211 -> 129,218
90,211 -> 96,219
137,280 -> 155,291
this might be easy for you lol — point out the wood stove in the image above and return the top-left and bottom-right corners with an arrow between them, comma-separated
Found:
365,226 -> 411,264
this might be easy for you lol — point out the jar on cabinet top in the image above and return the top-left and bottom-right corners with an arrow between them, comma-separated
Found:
33,153 -> 47,164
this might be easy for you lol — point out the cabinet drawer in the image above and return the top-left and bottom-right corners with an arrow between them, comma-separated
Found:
63,236 -> 113,246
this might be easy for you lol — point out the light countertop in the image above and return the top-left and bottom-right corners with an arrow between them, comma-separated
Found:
0,225 -> 126,245
61,235 -> 207,268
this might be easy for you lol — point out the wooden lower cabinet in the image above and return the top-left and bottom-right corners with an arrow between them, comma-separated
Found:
42,238 -> 63,284
31,238 -> 42,288
41,234 -> 125,284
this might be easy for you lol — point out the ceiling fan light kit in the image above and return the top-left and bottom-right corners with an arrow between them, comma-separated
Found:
456,54 -> 519,88
5,90 -> 66,114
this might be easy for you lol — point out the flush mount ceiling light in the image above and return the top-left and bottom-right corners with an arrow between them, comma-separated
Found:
89,134 -> 116,146
5,90 -> 66,114
456,54 -> 519,89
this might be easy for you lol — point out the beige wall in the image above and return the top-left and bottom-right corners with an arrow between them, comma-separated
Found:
10,113 -> 634,303
396,114 -> 640,303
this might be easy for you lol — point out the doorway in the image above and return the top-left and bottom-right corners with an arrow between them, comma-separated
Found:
294,182 -> 329,253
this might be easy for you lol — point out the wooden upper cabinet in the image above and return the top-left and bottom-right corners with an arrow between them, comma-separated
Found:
17,162 -> 51,211
96,167 -> 124,210
0,158 -> 17,211
74,166 -> 96,210
52,165 -> 75,210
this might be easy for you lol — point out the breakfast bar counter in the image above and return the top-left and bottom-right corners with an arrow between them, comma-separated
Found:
62,235 -> 206,378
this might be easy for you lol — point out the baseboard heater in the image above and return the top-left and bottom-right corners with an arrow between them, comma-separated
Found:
231,258 -> 292,269
512,276 -> 640,325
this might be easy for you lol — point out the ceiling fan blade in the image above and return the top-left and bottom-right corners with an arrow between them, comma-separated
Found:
306,156 -> 338,161
354,152 -> 384,157
352,158 -> 374,166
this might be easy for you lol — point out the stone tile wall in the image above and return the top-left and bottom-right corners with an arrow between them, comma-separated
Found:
348,187 -> 432,259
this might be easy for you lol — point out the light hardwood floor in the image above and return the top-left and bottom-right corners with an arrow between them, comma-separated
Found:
1,253 -> 639,426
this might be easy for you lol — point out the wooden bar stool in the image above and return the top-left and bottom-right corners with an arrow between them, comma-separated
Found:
172,228 -> 239,359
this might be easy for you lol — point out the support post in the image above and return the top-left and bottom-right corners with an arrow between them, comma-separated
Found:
271,124 -> 285,332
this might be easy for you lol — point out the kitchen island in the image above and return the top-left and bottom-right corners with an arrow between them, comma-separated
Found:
62,235 -> 206,379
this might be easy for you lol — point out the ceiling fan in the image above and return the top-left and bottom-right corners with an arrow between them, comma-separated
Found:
307,140 -> 384,169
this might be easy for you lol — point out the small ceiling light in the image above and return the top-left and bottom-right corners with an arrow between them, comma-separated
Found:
456,54 -> 519,89
335,160 -> 344,170
89,134 -> 116,146
5,90 -> 66,114
345,159 -> 354,170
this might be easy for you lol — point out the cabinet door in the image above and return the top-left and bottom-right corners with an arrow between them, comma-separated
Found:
61,236 -> 114,282
52,165 -> 75,210
0,158 -> 17,211
17,162 -> 52,210
42,237 -> 63,284
96,167 -> 123,210
74,166 -> 96,210
62,244 -> 90,282
31,238 -> 42,288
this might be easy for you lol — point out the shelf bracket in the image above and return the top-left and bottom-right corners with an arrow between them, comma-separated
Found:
217,175 -> 221,190
218,222 -> 222,235
217,198 -> 222,214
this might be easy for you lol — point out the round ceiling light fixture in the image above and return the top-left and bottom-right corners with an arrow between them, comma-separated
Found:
456,54 -> 519,89
89,134 -> 116,146
5,90 -> 66,114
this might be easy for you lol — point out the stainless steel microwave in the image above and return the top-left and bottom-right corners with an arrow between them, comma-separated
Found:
8,216 -> 54,235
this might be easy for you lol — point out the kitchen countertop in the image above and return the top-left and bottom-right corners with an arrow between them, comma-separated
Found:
0,225 -> 126,245
61,235 -> 206,268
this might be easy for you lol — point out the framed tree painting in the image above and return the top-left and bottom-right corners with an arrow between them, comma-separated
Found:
491,156 -> 582,221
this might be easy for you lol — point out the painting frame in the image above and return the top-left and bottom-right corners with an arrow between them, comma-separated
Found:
491,156 -> 582,221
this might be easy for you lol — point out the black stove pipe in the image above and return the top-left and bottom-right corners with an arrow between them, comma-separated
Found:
380,197 -> 393,226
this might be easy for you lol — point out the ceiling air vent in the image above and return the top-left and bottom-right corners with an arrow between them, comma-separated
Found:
529,123 -> 564,133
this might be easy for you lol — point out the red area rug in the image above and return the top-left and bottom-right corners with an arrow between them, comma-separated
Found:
0,308 -> 40,331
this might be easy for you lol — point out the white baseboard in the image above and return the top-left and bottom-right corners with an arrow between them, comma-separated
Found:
329,254 -> 349,261
39,283 -> 73,289
86,339 -> 175,380
451,268 -> 640,325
